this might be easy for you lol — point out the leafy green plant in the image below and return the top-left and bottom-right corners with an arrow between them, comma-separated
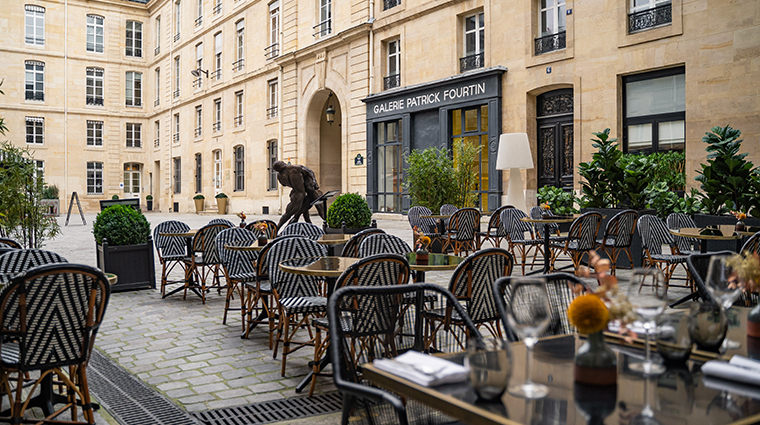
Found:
537,186 -> 578,215
193,194 -> 205,200
326,193 -> 372,228
404,146 -> 458,213
646,151 -> 685,191
42,184 -> 59,200
93,204 -> 150,246
452,138 -> 482,209
644,182 -> 704,219
578,129 -> 625,208
145,194 -> 153,200
619,154 -> 654,210
215,192 -> 227,198
695,125 -> 758,215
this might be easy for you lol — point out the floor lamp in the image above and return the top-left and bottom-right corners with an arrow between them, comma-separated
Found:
496,133 -> 534,212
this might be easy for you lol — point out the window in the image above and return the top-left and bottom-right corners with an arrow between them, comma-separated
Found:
213,98 -> 221,131
213,0 -> 222,15
629,0 -> 672,33
86,15 -> 104,53
173,157 -> 181,193
154,120 -> 160,147
195,0 -> 203,26
234,20 -> 245,70
536,0 -> 566,55
451,105 -> 490,209
126,71 -> 142,106
266,2 -> 279,59
314,0 -> 331,37
126,123 -> 142,148
383,0 -> 401,10
87,162 -> 104,194
154,68 -> 160,106
34,160 -> 44,180
87,120 -> 103,146
126,21 -> 143,57
174,56 -> 181,97
195,153 -> 202,193
194,43 -> 203,88
195,105 -> 202,137
624,67 -> 685,154
25,5 -> 45,46
173,113 -> 180,142
174,0 -> 181,40
268,140 -> 277,190
213,150 -> 222,191
234,145 -> 244,191
25,117 -> 44,144
235,91 -> 244,126
86,67 -> 104,106
213,32 -> 222,80
25,61 -> 44,101
461,12 -> 484,72
267,79 -> 278,118
376,120 -> 402,212
155,16 -> 161,55
384,39 -> 401,90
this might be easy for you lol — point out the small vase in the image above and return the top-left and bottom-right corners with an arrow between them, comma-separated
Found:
574,331 -> 617,386
239,219 -> 246,228
258,236 -> 268,247
748,304 -> 760,338
736,220 -> 746,232
416,248 -> 429,266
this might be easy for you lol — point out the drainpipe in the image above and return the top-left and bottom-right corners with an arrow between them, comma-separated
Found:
368,0 -> 374,94
63,0 -> 68,199
278,64 -> 284,215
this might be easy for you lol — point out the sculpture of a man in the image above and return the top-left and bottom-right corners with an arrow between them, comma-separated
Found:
272,161 -> 326,229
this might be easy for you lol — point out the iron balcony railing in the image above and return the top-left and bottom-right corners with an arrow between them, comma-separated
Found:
534,31 -> 566,55
211,69 -> 222,80
265,43 -> 279,60
313,20 -> 332,38
155,46 -> 160,56
459,52 -> 484,73
193,78 -> 202,89
173,89 -> 180,98
212,121 -> 221,132
195,16 -> 203,27
86,97 -> 104,106
25,92 -> 44,101
383,0 -> 401,10
154,99 -> 160,107
383,74 -> 400,90
234,115 -> 243,126
267,106 -> 278,119
628,3 -> 672,33
232,59 -> 245,72
194,127 -> 202,137
172,133 -> 179,143
154,138 -> 160,148
213,3 -> 222,15
174,33 -> 181,42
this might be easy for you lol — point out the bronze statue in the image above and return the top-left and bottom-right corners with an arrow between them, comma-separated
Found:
273,161 -> 326,229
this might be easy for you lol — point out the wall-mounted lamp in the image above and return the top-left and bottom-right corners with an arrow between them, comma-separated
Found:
190,68 -> 209,78
325,92 -> 335,125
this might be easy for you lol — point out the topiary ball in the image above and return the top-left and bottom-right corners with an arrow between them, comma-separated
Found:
326,193 -> 372,229
93,204 -> 151,246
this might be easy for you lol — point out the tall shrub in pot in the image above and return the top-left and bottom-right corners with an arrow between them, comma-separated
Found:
325,193 -> 373,234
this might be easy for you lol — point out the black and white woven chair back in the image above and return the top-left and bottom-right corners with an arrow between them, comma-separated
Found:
208,218 -> 235,228
568,212 -> 602,251
448,208 -> 480,242
336,254 -> 410,291
0,249 -> 68,277
493,273 -> 581,342
605,210 -> 638,248
440,204 -> 458,216
489,205 -> 514,238
215,227 -> 257,278
500,208 -> 533,241
742,232 -> 760,255
0,263 -> 110,370
358,234 -> 412,258
530,206 -> 559,237
448,248 -> 513,324
638,215 -> 673,256
279,222 -> 324,240
153,220 -> 190,259
667,213 -> 699,253
342,228 -> 386,258
408,206 -> 436,233
246,220 -> 279,239
255,235 -> 300,280
267,237 -> 327,299
192,223 -> 228,264
0,238 -> 23,249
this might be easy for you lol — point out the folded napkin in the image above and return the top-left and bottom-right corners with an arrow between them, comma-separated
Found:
607,320 -> 649,336
373,351 -> 468,387
702,356 -> 760,387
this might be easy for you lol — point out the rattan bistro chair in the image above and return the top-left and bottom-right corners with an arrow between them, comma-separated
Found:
0,249 -> 68,286
279,222 -> 324,240
342,228 -> 386,258
638,214 -> 690,287
501,208 -> 544,275
478,205 -> 513,249
329,283 -> 480,425
441,208 -> 481,256
183,223 -> 229,303
596,209 -> 638,275
153,220 -> 190,296
741,231 -> 760,255
0,238 -> 22,249
550,212 -> 602,274
208,218 -> 235,228
667,213 -> 700,255
407,206 -> 437,234
0,263 -> 110,425
216,227 -> 258,332
246,219 -> 279,239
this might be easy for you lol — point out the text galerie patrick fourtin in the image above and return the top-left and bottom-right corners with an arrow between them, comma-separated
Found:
372,82 -> 487,115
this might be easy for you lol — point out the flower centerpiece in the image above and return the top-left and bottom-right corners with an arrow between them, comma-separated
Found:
540,203 -> 552,219
732,211 -> 747,232
413,226 -> 431,265
253,221 -> 269,246
725,251 -> 760,337
236,211 -> 247,228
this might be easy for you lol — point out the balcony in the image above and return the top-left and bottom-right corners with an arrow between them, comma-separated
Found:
265,43 -> 279,60
234,115 -> 243,126
174,33 -> 181,42
213,2 -> 222,15
155,46 -> 160,56
154,138 -> 160,148
534,31 -> 566,56
173,89 -> 180,98
267,106 -> 278,119
459,52 -> 484,73
154,99 -> 160,107
211,69 -> 222,80
212,121 -> 221,132
313,20 -> 332,38
193,78 -> 203,89
383,0 -> 401,10
25,92 -> 44,101
628,3 -> 672,33
383,74 -> 400,90
194,127 -> 202,137
172,133 -> 179,143
195,16 -> 203,27
86,97 -> 104,106
232,59 -> 245,72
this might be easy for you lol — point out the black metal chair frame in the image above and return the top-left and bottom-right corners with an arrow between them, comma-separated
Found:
477,205 -> 513,249
550,212 -> 602,274
596,209 -> 638,275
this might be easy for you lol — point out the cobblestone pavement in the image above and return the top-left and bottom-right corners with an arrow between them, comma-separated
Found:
35,211 -> 692,423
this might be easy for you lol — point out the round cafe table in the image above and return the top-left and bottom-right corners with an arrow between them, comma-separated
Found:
668,227 -> 742,253
316,233 -> 352,256
404,252 -> 464,282
520,215 -> 576,274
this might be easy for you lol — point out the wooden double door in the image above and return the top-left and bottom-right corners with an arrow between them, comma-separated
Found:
537,89 -> 574,191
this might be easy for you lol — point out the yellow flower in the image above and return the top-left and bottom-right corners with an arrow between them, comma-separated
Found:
567,294 -> 609,334
421,236 -> 431,245
739,213 -> 747,220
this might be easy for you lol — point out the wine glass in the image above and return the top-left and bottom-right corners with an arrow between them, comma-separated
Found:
705,254 -> 743,350
630,374 -> 663,425
627,268 -> 667,376
505,278 -> 551,399
466,337 -> 512,400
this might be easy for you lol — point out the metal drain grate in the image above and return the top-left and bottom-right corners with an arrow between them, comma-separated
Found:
89,350 -> 201,425
194,393 -> 342,425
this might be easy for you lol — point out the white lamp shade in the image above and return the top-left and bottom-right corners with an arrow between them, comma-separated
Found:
495,133 -> 534,170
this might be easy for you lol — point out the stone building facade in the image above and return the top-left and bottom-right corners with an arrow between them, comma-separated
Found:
1,0 -> 758,214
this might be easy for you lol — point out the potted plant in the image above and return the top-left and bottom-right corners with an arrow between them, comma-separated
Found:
93,204 -> 155,292
404,145 -> 458,213
145,194 -> 153,211
325,192 -> 374,234
193,194 -> 205,212
537,186 -> 578,217
215,192 -> 228,214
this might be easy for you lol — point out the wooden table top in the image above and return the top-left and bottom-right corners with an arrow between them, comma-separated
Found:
224,242 -> 265,251
519,216 -> 576,224
404,252 -> 464,271
317,234 -> 352,244
279,256 -> 359,278
159,229 -> 198,237
670,227 -> 743,240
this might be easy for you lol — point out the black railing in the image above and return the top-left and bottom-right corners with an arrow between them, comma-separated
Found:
232,59 -> 245,72
212,121 -> 221,131
193,78 -> 202,88
154,138 -> 160,148
383,74 -> 400,90
86,97 -> 104,106
383,0 -> 401,10
211,69 -> 222,80
234,115 -> 243,126
313,20 -> 331,38
155,46 -> 160,56
172,133 -> 179,142
25,92 -> 44,101
534,31 -> 566,55
459,52 -> 484,73
195,16 -> 203,27
628,3 -> 672,33
267,106 -> 278,119
154,99 -> 160,106
265,43 -> 279,60
174,33 -> 181,42
173,89 -> 180,98
213,3 -> 222,14
194,127 -> 202,137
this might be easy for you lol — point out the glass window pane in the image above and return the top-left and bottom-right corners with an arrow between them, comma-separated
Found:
628,123 -> 653,153
481,105 -> 488,131
377,146 -> 386,192
465,109 -> 478,132
658,120 -> 685,151
626,74 -> 685,117
452,110 -> 462,135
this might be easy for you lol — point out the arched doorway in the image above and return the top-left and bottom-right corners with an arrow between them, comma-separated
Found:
305,89 -> 342,193
536,89 -> 574,191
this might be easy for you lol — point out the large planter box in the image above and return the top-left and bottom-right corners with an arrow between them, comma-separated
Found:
323,220 -> 378,235
581,208 -> 655,269
694,214 -> 760,252
96,237 -> 156,292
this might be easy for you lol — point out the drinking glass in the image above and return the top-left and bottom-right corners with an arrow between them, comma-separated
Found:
630,375 -> 663,425
505,278 -> 551,399
705,254 -> 743,350
466,338 -> 511,400
627,268 -> 667,376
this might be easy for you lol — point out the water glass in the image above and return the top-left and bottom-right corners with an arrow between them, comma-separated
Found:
689,302 -> 728,353
655,311 -> 693,364
628,268 -> 667,375
466,338 -> 512,400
